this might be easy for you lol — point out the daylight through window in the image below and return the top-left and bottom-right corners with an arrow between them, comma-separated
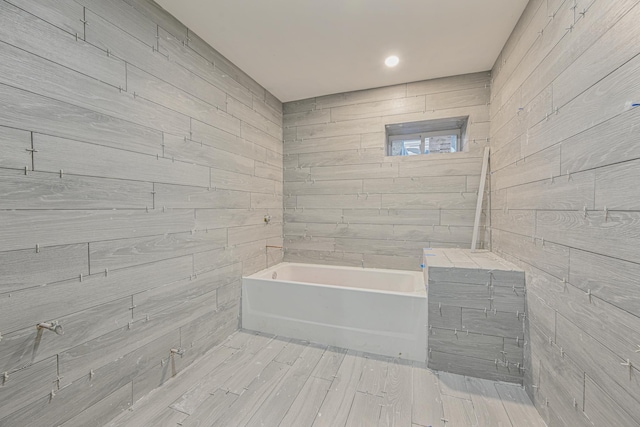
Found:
386,117 -> 468,157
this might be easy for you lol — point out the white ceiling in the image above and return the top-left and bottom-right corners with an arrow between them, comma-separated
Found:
156,0 -> 529,103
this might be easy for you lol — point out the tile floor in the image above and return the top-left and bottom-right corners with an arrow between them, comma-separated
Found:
106,330 -> 546,427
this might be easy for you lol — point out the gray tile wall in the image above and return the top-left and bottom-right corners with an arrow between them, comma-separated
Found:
282,73 -> 492,271
0,0 -> 282,425
490,0 -> 640,425
426,249 -> 526,384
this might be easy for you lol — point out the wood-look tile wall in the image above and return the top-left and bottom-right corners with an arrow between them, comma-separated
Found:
282,73 -> 492,271
0,0 -> 282,425
426,249 -> 526,384
490,0 -> 640,425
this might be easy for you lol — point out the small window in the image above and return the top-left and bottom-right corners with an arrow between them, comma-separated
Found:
386,117 -> 468,157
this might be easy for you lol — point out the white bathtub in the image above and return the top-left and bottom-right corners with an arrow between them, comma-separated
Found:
241,262 -> 427,362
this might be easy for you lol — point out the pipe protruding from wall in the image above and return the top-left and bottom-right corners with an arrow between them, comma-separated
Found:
37,321 -> 64,335
170,347 -> 185,357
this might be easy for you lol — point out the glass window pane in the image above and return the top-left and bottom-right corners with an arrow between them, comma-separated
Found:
428,135 -> 457,153
386,117 -> 467,156
403,139 -> 421,155
390,140 -> 404,156
390,139 -> 421,156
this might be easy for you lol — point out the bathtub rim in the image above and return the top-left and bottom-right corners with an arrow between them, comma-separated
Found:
243,262 -> 426,297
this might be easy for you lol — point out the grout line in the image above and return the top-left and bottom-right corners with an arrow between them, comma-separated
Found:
87,242 -> 91,276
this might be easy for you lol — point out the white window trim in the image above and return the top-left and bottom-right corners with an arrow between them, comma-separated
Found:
388,129 -> 461,156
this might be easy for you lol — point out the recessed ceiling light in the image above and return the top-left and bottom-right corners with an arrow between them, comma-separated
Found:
385,55 -> 399,67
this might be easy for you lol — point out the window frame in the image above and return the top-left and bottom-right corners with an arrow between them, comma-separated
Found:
385,116 -> 468,157
388,129 -> 461,156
